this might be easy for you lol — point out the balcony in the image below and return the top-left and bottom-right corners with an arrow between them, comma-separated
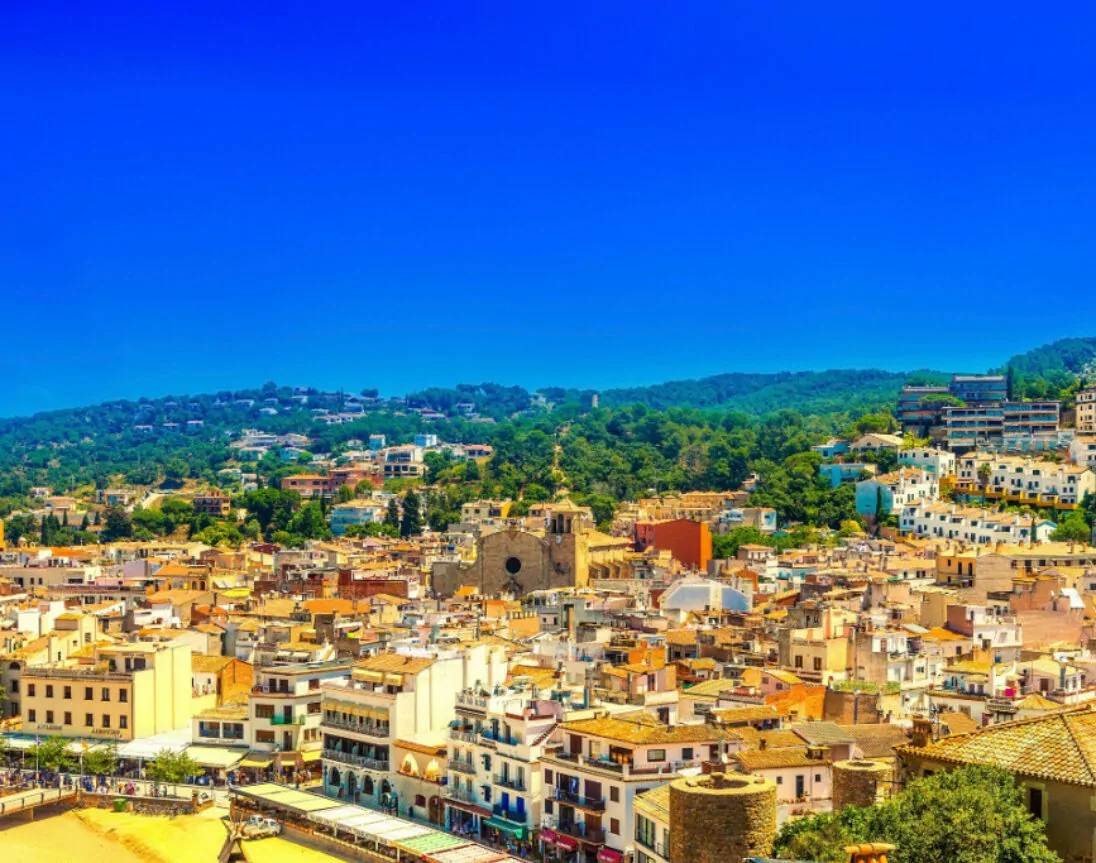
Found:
269,715 -> 305,726
322,749 -> 389,771
492,804 -> 528,825
325,717 -> 390,739
449,728 -> 479,744
481,730 -> 519,746
450,760 -> 477,776
635,834 -> 670,858
555,822 -> 606,845
494,774 -> 527,792
552,787 -> 605,811
446,787 -> 479,804
456,692 -> 488,710
252,685 -> 303,698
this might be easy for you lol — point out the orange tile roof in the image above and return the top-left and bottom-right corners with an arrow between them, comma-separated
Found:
898,705 -> 1096,786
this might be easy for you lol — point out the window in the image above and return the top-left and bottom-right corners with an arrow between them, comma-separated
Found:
610,786 -> 619,803
776,776 -> 783,784
815,773 -> 822,782
63,686 -> 71,700
814,657 -> 823,671
102,688 -> 111,702
85,714 -> 93,727
682,748 -> 694,761
64,712 -> 72,725
610,818 -> 620,835
545,769 -> 553,784
648,749 -> 666,763
27,683 -> 35,697
85,687 -> 93,700
28,709 -> 36,722
46,710 -> 54,724
1028,788 -> 1044,820
102,715 -> 111,728
45,685 -> 54,698
256,730 -> 275,743
119,716 -> 128,730
119,690 -> 128,703
794,656 -> 803,668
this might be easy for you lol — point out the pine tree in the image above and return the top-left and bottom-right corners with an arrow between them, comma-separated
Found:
400,491 -> 423,538
385,499 -> 400,530
81,513 -> 90,530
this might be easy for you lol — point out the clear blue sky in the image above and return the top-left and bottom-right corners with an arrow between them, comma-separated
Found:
4,2 -> 1096,414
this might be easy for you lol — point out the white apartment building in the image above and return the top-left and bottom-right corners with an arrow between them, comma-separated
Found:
898,447 -> 956,476
1078,387 -> 1096,435
249,660 -> 352,779
899,502 -> 1055,546
446,685 -> 563,843
320,645 -> 507,817
539,714 -> 718,862
955,454 -> 1096,508
1071,435 -> 1096,469
855,468 -> 939,517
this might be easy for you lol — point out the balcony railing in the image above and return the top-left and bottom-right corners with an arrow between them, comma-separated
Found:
481,730 -> 519,746
449,760 -> 477,776
322,749 -> 389,771
324,717 -> 390,738
494,774 -> 527,792
635,834 -> 670,858
449,729 -> 479,744
492,804 -> 528,824
552,787 -> 605,811
446,787 -> 479,804
269,715 -> 305,726
555,822 -> 606,844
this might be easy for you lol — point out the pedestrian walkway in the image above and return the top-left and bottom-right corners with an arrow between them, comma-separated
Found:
0,786 -> 75,818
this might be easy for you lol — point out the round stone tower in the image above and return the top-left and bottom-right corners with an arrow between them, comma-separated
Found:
668,772 -> 777,863
832,759 -> 893,811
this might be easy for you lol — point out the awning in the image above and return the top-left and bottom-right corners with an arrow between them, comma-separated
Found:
555,834 -> 579,852
240,753 -> 275,768
358,670 -> 384,683
117,729 -> 192,760
185,745 -> 248,769
301,750 -> 323,763
482,817 -> 527,840
597,849 -> 623,863
540,829 -> 559,846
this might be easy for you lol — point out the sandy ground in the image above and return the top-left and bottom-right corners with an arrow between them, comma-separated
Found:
1,810 -> 146,863
1,807 -> 349,863
74,807 -> 229,862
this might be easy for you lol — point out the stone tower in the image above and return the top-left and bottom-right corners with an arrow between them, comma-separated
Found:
832,759 -> 892,810
668,773 -> 777,863
546,499 -> 590,589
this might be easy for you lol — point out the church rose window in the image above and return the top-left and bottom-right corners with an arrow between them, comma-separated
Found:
505,557 -> 522,575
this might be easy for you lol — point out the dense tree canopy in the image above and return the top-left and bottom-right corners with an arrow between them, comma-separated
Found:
773,766 -> 1059,863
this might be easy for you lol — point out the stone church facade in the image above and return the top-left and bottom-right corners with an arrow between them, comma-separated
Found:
432,502 -> 619,597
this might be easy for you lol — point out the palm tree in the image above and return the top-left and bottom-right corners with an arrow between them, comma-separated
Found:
977,462 -> 993,497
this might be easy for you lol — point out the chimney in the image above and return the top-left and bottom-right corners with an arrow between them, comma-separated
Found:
910,716 -> 934,748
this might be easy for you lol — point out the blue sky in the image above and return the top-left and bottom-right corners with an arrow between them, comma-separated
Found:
4,2 -> 1096,414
